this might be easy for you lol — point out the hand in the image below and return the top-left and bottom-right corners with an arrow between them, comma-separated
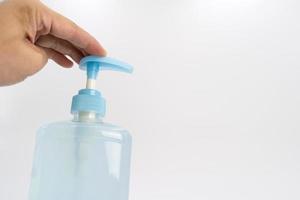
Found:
0,0 -> 106,86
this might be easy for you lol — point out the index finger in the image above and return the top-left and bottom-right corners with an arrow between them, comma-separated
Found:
48,9 -> 107,56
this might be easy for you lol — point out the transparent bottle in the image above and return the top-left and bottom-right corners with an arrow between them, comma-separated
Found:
29,56 -> 133,200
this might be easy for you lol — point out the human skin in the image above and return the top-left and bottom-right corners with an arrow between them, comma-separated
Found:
0,0 -> 106,86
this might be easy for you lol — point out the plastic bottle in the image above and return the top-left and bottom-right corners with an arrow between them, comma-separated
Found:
28,56 -> 133,200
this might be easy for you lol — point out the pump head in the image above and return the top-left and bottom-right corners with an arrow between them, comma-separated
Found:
71,56 -> 133,117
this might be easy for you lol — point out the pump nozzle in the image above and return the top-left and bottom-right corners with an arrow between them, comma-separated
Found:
79,56 -> 133,89
71,56 -> 133,117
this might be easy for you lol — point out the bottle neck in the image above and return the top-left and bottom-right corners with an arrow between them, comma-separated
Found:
73,111 -> 103,123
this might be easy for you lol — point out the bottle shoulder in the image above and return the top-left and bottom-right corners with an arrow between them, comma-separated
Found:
37,120 -> 131,143
42,120 -> 128,131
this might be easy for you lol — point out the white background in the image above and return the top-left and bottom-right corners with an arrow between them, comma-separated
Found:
1,0 -> 300,199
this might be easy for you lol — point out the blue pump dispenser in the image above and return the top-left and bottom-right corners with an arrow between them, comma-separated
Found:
29,56 -> 133,200
71,56 -> 133,117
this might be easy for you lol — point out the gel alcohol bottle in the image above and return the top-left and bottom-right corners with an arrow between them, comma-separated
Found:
29,56 -> 133,200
